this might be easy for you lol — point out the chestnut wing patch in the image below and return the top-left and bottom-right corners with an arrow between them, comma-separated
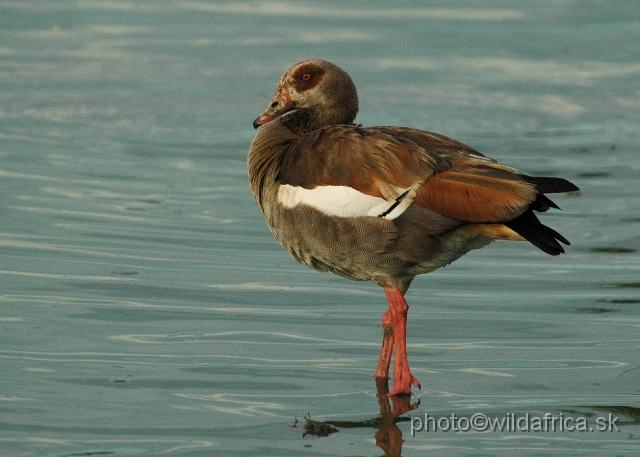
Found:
414,167 -> 538,222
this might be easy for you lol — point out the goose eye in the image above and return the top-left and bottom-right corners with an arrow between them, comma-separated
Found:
301,73 -> 312,81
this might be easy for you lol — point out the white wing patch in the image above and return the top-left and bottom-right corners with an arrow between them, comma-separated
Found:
277,184 -> 416,220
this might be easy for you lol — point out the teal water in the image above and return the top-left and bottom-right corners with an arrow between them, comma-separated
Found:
1,1 -> 639,456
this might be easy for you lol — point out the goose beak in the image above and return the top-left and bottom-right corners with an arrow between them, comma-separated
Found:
253,98 -> 296,129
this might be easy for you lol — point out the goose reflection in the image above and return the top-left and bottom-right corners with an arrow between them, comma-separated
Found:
303,379 -> 419,457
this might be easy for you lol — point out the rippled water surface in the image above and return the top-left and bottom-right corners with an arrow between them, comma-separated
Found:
1,1 -> 639,456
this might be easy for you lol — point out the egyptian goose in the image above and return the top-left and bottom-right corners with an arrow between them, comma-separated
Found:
248,59 -> 578,396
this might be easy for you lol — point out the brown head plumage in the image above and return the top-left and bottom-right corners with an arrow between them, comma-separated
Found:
253,59 -> 359,133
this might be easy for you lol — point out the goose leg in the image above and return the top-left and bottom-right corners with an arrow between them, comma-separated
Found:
384,288 -> 421,396
375,308 -> 394,379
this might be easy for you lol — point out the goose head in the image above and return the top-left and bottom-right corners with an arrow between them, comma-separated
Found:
253,59 -> 359,133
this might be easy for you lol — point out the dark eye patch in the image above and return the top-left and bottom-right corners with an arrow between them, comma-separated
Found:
292,64 -> 325,92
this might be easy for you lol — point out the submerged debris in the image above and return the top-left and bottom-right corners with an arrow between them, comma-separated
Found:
302,413 -> 339,437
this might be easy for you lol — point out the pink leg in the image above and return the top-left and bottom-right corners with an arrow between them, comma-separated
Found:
375,309 -> 394,379
385,288 -> 421,396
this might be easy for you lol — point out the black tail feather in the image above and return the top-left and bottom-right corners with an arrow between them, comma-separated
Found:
518,175 -> 580,194
519,174 -> 579,213
530,193 -> 560,212
505,209 -> 570,256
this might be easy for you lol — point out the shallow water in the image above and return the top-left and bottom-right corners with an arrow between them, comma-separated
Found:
1,1 -> 639,456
